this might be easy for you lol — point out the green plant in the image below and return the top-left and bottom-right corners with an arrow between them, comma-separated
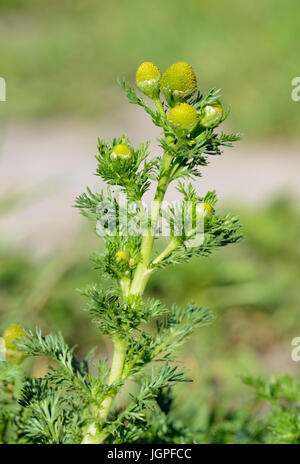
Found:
243,375 -> 300,444
0,61 -> 242,444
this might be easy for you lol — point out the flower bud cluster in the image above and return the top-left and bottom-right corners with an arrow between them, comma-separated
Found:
136,61 -> 223,137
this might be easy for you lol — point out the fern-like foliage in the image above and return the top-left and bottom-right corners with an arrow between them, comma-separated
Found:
1,61 -> 243,444
243,375 -> 300,444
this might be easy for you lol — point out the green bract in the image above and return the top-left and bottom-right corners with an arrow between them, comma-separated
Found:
161,61 -> 197,106
199,100 -> 223,128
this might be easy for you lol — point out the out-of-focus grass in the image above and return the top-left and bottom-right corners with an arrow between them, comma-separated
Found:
0,0 -> 300,138
1,196 -> 300,436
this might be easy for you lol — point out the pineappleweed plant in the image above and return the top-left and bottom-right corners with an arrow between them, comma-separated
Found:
0,61 -> 242,444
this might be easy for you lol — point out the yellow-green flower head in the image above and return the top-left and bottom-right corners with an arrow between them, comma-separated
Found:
2,324 -> 26,364
161,62 -> 197,105
116,250 -> 130,262
199,202 -> 213,219
168,103 -> 198,135
199,101 -> 223,128
136,62 -> 160,99
110,144 -> 132,161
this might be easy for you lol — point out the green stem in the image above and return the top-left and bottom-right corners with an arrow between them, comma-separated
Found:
130,96 -> 174,296
82,337 -> 127,444
151,237 -> 180,266
98,337 -> 127,420
120,276 -> 131,298
153,97 -> 165,116
129,151 -> 173,296
83,96 -> 175,444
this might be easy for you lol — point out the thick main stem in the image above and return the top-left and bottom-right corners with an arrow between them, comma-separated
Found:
129,152 -> 173,296
99,337 -> 127,420
82,337 -> 126,444
83,97 -> 175,444
130,98 -> 174,297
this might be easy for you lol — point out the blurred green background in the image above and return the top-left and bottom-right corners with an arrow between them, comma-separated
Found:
0,0 -> 300,442
1,0 -> 300,137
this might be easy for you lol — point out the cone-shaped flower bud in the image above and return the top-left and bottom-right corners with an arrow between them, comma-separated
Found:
2,324 -> 26,364
136,62 -> 160,99
199,101 -> 223,128
110,144 -> 132,161
200,202 -> 213,219
161,61 -> 197,105
116,250 -> 130,261
168,103 -> 198,135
